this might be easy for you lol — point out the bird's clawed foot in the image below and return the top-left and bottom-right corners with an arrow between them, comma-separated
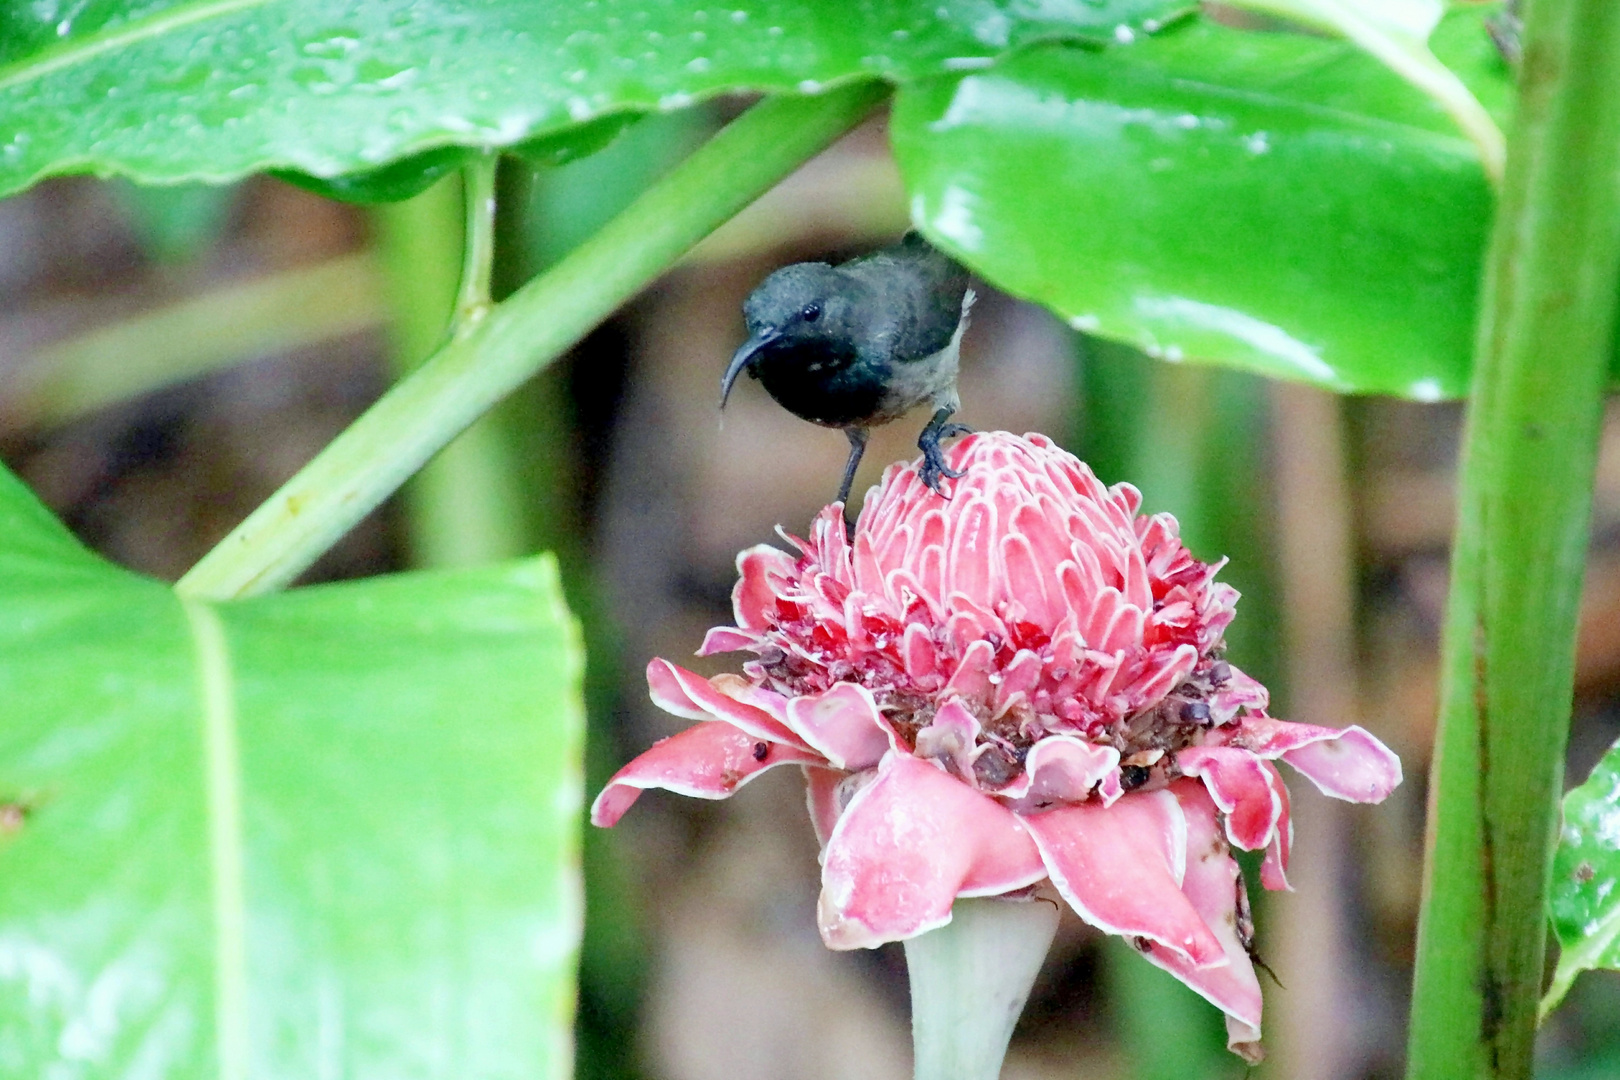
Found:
918,408 -> 971,496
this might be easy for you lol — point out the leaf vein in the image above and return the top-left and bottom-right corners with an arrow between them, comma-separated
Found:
0,0 -> 273,94
182,598 -> 250,1080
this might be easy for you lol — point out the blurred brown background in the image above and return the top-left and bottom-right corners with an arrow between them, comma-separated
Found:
3,104 -> 1619,1080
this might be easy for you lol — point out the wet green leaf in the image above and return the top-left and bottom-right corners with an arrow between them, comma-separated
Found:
274,145 -> 473,204
1545,739 -> 1620,1016
276,115 -> 645,203
0,464 -> 584,1077
510,111 -> 645,170
892,10 -> 1510,398
0,0 -> 1189,198
1223,0 -> 1505,179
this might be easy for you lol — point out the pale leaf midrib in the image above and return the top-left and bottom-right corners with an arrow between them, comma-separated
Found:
181,598 -> 250,1080
0,0 -> 274,95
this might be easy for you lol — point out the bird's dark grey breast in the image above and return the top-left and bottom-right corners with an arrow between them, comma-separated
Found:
754,339 -> 885,427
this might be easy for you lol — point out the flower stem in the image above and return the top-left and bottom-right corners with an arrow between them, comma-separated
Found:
175,81 -> 889,600
905,897 -> 1059,1080
1405,2 -> 1620,1077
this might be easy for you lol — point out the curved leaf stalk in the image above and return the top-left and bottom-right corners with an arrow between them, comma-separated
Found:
905,897 -> 1060,1080
175,82 -> 889,600
373,169 -> 533,571
456,150 -> 499,329
1405,2 -> 1620,1077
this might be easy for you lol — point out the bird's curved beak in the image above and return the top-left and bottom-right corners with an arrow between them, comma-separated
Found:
720,332 -> 776,409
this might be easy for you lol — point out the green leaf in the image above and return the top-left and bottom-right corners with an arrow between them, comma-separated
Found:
0,463 -> 584,1078
1223,0 -> 1505,180
274,145 -> 472,204
274,115 -> 645,204
510,111 -> 645,170
1545,739 -> 1620,1017
891,11 -> 1508,398
525,107 -> 713,268
0,0 -> 1189,198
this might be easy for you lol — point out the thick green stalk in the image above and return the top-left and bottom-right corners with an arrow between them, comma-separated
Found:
1406,3 -> 1620,1077
905,898 -> 1060,1080
372,168 -> 531,568
176,83 -> 889,600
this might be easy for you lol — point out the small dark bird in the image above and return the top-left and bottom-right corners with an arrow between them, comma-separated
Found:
720,232 -> 974,507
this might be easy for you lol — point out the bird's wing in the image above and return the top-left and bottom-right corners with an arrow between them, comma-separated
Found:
843,240 -> 970,363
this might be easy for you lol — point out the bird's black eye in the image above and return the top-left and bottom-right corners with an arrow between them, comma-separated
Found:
800,303 -> 821,323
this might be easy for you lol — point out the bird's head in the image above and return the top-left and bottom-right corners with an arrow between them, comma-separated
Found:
721,262 -> 862,408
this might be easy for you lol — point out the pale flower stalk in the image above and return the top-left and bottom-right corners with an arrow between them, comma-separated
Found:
593,431 -> 1401,1065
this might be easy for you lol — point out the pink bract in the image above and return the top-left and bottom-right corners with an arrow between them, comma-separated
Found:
592,431 -> 1400,1061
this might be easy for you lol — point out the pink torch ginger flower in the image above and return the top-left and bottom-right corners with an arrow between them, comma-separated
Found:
592,431 -> 1400,1061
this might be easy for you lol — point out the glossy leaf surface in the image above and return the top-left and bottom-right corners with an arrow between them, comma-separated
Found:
0,0 -> 1188,197
1546,739 -> 1620,1014
0,465 -> 584,1077
1223,0 -> 1505,180
892,12 -> 1510,397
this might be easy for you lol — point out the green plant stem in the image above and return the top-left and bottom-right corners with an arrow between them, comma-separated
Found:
373,172 -> 532,568
905,897 -> 1059,1080
10,254 -> 383,431
456,151 -> 498,328
1405,3 -> 1620,1077
175,83 -> 888,600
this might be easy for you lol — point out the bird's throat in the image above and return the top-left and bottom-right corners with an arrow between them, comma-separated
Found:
754,342 -> 883,428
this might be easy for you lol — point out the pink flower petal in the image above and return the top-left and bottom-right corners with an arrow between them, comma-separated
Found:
1128,643 -> 1199,706
646,659 -> 806,748
1132,781 -> 1266,1053
1281,726 -> 1403,803
1222,716 -> 1403,803
1261,764 -> 1293,891
697,626 -> 762,656
808,507 -> 852,586
1023,790 -> 1226,967
785,682 -> 894,770
818,753 -> 1046,949
712,676 -> 793,723
1175,746 -> 1285,853
1121,543 -> 1153,611
943,638 -> 998,703
732,545 -> 795,630
1002,531 -> 1056,628
1209,665 -> 1270,722
995,649 -> 1045,715
914,699 -> 982,779
591,721 -> 823,827
902,622 -> 941,683
947,495 -> 997,609
804,765 -> 845,848
1001,735 -> 1122,806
